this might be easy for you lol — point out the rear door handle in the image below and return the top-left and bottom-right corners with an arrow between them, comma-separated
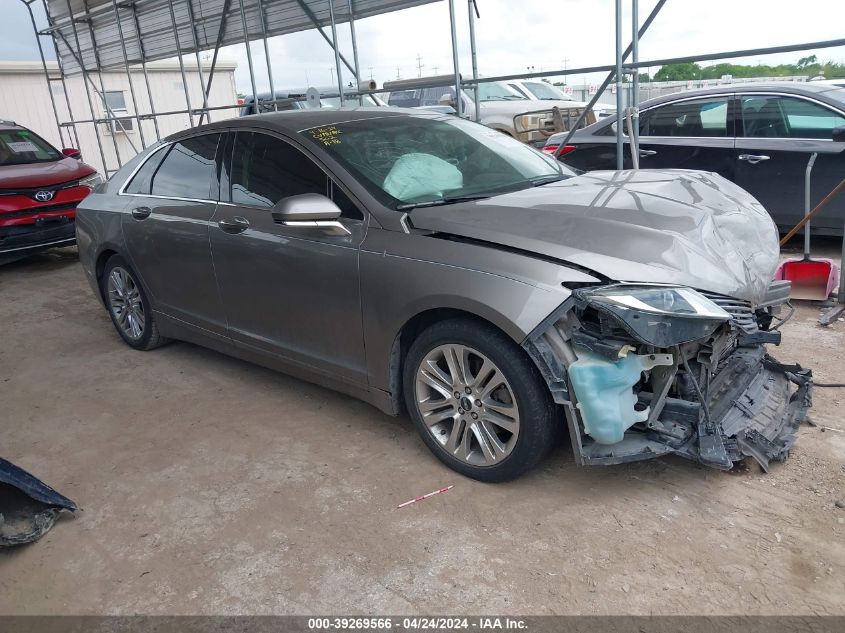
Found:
131,206 -> 151,220
217,216 -> 250,234
738,154 -> 770,164
639,149 -> 657,157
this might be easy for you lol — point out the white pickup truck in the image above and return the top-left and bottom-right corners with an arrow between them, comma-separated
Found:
386,81 -> 594,146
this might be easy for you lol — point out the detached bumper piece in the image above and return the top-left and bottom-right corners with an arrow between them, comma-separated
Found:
0,457 -> 77,546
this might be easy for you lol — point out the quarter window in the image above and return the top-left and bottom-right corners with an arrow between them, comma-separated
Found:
640,97 -> 729,137
149,134 -> 221,200
741,95 -> 845,139
124,146 -> 168,195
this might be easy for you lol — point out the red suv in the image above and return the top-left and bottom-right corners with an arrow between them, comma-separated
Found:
0,120 -> 102,263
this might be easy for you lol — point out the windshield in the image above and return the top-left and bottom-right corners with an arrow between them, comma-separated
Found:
0,128 -> 62,166
477,82 -> 526,102
523,82 -> 571,101
300,115 -> 573,209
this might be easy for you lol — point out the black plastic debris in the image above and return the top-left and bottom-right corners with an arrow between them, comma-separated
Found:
0,457 -> 77,546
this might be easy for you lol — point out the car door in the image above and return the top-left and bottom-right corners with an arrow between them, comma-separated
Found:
563,95 -> 735,173
634,94 -> 735,176
734,93 -> 845,232
121,132 -> 227,337
209,130 -> 368,385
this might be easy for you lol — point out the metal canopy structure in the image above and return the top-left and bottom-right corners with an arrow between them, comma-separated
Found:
47,0 -> 437,75
21,0 -> 845,179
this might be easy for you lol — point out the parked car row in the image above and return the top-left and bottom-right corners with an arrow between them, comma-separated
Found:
543,82 -> 845,233
74,108 -> 810,481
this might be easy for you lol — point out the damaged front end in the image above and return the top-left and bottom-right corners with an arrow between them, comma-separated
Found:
524,281 -> 812,471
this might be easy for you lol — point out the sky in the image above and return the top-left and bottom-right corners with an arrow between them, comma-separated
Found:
4,0 -> 845,94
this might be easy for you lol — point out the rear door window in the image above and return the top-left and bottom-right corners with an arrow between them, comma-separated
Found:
741,95 -> 845,139
150,133 -> 221,200
640,97 -> 730,137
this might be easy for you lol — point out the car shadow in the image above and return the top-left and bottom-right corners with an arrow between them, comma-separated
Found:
0,247 -> 79,275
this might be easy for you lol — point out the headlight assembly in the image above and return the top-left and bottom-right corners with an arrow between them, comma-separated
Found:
574,284 -> 731,347
79,172 -> 104,191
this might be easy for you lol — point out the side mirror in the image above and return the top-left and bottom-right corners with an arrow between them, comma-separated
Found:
833,125 -> 845,143
272,193 -> 349,236
438,93 -> 455,108
272,193 -> 341,221
62,148 -> 82,160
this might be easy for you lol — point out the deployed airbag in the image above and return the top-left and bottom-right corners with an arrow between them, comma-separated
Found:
383,153 -> 463,202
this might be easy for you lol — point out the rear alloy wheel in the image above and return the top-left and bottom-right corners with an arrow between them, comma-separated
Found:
404,319 -> 557,482
101,254 -> 167,350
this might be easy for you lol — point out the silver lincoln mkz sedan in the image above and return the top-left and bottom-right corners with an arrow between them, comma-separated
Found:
76,108 -> 811,481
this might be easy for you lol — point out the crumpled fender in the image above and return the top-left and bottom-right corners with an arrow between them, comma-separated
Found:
0,457 -> 77,546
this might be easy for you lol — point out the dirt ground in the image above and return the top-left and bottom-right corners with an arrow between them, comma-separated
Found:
1,246 -> 843,615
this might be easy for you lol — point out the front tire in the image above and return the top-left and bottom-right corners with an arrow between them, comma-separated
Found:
403,318 -> 558,482
100,254 -> 167,351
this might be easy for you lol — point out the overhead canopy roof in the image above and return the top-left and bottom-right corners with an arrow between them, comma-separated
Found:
46,0 -> 438,76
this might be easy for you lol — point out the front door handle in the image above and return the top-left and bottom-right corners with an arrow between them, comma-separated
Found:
131,206 -> 151,220
738,154 -> 771,164
639,149 -> 657,157
217,216 -> 250,234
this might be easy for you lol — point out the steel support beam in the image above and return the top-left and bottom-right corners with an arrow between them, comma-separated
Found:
614,0 -> 623,169
166,0 -> 194,126
122,0 -> 161,141
467,0 -> 480,122
185,0 -> 211,122
348,0 -> 363,104
554,0 -> 667,157
110,0 -> 147,148
238,0 -> 259,109
447,0 -> 462,117
257,0 -> 277,109
55,0 -> 112,171
631,0 -> 640,148
197,0 -> 232,126
328,0 -> 344,104
292,0 -> 359,79
21,0 -> 75,148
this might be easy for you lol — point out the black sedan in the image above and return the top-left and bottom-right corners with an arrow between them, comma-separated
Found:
543,82 -> 845,233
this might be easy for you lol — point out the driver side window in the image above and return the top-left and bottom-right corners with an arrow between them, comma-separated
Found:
229,131 -> 362,219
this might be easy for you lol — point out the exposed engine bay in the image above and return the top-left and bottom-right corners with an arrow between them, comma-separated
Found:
524,280 -> 812,471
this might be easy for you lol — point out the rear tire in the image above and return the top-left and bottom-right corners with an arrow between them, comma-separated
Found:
403,318 -> 558,482
100,254 -> 167,351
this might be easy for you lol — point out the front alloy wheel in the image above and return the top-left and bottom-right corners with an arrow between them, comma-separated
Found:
404,318 -> 558,482
415,344 -> 520,467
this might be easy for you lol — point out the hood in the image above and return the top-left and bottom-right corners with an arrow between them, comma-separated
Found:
409,169 -> 780,306
0,157 -> 96,189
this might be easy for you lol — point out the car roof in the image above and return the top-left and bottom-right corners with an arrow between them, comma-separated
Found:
638,81 -> 845,108
168,107 -> 439,140
0,119 -> 22,131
